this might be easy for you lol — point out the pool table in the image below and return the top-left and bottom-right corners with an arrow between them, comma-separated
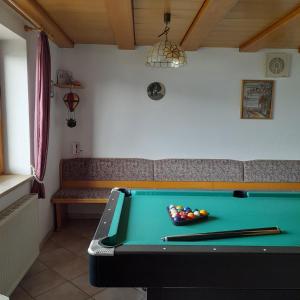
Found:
88,188 -> 300,299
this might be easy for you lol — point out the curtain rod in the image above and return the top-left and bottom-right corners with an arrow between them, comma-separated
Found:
24,25 -> 54,40
24,25 -> 41,32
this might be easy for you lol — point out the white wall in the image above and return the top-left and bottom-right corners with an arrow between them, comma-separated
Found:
60,45 -> 300,160
0,1 -> 63,242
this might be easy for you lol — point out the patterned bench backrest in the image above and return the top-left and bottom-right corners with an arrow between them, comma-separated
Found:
154,159 -> 244,182
61,158 -> 154,181
60,158 -> 300,185
244,160 -> 300,182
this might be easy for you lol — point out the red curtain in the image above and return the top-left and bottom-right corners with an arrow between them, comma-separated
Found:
31,32 -> 51,198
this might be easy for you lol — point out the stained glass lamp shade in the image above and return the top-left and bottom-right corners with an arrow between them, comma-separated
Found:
146,13 -> 187,68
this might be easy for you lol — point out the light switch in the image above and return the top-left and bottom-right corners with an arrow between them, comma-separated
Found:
72,141 -> 81,156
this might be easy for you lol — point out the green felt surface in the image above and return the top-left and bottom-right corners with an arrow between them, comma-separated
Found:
109,190 -> 300,247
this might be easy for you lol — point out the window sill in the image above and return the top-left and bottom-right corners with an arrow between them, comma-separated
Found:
0,175 -> 33,197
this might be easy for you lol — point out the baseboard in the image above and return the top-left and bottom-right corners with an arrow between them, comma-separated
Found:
39,226 -> 54,250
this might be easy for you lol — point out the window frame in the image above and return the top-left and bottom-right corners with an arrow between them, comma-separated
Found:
0,87 -> 4,174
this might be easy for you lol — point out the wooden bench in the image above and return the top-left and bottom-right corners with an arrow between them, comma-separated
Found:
51,158 -> 154,230
51,158 -> 300,230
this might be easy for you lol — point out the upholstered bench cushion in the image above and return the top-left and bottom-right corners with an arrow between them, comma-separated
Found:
244,160 -> 300,182
53,188 -> 111,199
61,158 -> 154,181
154,159 -> 244,182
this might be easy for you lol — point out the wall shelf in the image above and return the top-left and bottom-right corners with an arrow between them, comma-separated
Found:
54,83 -> 83,89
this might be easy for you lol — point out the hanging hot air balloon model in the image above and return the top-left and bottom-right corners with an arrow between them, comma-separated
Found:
63,91 -> 80,127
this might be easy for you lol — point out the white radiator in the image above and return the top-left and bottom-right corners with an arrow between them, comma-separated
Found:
0,194 -> 39,296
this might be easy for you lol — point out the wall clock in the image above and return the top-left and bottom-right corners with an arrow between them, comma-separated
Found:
147,82 -> 165,100
266,53 -> 291,78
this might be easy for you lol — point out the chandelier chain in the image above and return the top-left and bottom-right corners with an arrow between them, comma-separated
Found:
158,25 -> 170,40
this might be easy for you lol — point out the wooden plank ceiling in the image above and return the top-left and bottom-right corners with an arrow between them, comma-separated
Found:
5,0 -> 300,51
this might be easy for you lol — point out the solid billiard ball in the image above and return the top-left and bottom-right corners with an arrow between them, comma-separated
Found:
174,216 -> 181,223
184,206 -> 190,211
187,212 -> 195,219
169,205 -> 175,209
176,205 -> 183,210
200,209 -> 208,216
193,211 -> 200,216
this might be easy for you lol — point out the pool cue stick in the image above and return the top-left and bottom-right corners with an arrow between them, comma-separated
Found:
161,226 -> 281,242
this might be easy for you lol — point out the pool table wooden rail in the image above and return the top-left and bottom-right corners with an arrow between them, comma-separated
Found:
62,179 -> 300,190
51,158 -> 300,230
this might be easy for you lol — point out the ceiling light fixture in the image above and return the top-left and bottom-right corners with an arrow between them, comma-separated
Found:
146,12 -> 187,68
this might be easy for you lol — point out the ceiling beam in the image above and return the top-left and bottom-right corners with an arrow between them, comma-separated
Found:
240,5 -> 300,52
105,0 -> 135,50
4,0 -> 73,48
180,0 -> 240,51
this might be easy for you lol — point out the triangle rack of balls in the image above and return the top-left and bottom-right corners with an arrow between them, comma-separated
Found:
167,205 -> 209,226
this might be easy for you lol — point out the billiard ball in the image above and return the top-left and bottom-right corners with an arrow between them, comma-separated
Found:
174,216 -> 181,223
193,211 -> 200,216
200,209 -> 208,216
176,205 -> 183,210
187,212 -> 195,219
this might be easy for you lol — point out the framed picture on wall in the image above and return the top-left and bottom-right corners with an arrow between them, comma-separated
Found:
266,53 -> 291,78
240,80 -> 274,119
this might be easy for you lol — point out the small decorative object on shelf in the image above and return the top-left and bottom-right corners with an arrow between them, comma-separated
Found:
63,92 -> 80,128
55,70 -> 83,88
56,69 -> 72,85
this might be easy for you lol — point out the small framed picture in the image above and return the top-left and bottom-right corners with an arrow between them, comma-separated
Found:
266,53 -> 291,78
147,82 -> 165,100
241,80 -> 274,119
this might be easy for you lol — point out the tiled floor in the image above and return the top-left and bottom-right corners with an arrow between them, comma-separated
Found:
10,219 -> 146,300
